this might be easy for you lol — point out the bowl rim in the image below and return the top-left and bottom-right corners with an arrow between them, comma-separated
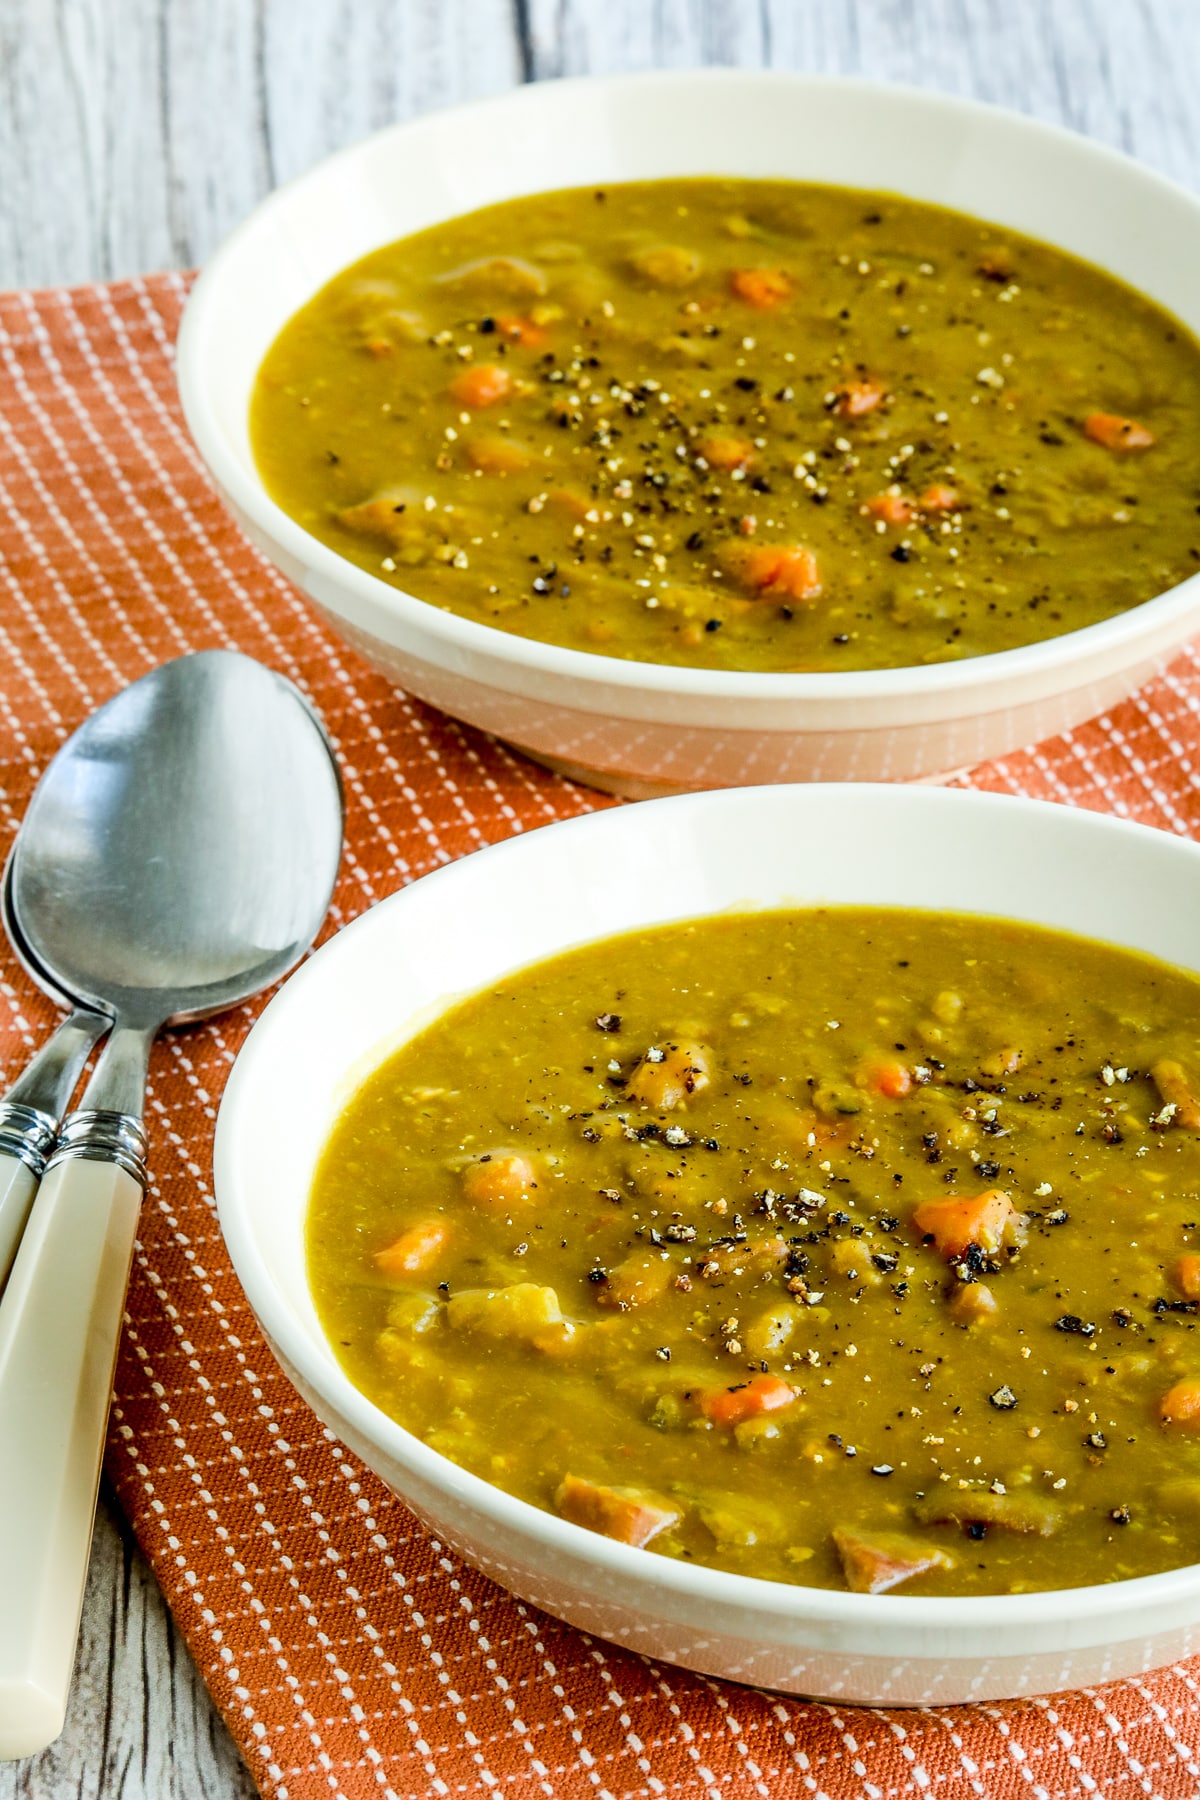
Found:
215,783 -> 1200,1636
178,66 -> 1200,711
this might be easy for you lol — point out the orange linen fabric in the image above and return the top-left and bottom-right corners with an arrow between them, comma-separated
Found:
3,273 -> 1200,1800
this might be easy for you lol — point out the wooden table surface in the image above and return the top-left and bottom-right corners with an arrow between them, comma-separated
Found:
1,1 -> 1197,1793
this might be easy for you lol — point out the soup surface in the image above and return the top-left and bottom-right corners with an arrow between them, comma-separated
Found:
309,908 -> 1200,1597
254,178 -> 1200,673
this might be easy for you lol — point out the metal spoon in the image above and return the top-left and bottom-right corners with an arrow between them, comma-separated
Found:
0,872 -> 108,1287
0,650 -> 343,1761
0,713 -> 118,1292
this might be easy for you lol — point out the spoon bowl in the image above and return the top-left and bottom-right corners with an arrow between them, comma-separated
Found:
13,650 -> 342,1028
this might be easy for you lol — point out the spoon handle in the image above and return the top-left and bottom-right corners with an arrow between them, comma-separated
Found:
0,1148 -> 142,1759
0,1156 -> 39,1305
0,1009 -> 111,1294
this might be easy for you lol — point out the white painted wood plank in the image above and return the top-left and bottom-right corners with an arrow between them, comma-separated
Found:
0,0 -> 521,289
520,0 -> 1200,189
0,5 -> 1196,1797
262,0 -> 522,190
2,1 -> 1194,292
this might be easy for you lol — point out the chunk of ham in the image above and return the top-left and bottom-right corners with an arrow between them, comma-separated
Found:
833,1527 -> 956,1594
555,1474 -> 680,1547
594,1249 -> 675,1311
913,1488 -> 1061,1536
1084,411 -> 1155,451
831,378 -> 887,418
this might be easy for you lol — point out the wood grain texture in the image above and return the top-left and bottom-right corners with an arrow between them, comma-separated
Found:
521,0 -> 1200,187
0,2 -> 1196,1796
0,0 -> 520,289
2,0 -> 1195,292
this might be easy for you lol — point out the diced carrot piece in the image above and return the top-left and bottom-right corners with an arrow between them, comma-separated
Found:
1084,411 -> 1155,451
374,1218 -> 450,1280
699,1373 -> 797,1428
555,1474 -> 680,1546
461,1151 -> 540,1209
724,542 -> 822,603
493,314 -> 548,349
1174,1255 -> 1200,1301
833,1527 -> 956,1594
857,1058 -> 913,1099
832,378 -> 887,418
912,1188 -> 1024,1260
449,363 -> 513,409
949,1282 -> 998,1325
697,434 -> 755,471
730,267 -> 792,308
1152,1060 -> 1200,1129
920,483 -> 960,512
764,547 -> 822,600
864,492 -> 913,526
626,1039 -> 712,1110
1161,1378 -> 1200,1426
464,434 -> 532,474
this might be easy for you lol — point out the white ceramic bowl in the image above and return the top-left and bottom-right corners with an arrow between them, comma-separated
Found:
178,71 -> 1200,797
216,784 -> 1200,1704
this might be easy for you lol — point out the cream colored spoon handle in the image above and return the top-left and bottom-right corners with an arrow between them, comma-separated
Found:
0,1154 -> 142,1760
0,1155 -> 37,1297
0,1008 -> 110,1294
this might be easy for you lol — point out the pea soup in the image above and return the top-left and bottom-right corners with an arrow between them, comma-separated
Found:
253,179 -> 1200,672
309,908 -> 1200,1597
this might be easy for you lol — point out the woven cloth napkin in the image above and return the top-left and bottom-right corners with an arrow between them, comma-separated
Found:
4,273 -> 1200,1800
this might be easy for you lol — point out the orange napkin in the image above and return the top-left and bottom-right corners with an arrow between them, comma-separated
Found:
3,273 -> 1200,1799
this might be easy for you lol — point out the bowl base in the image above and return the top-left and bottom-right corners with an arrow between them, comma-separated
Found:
505,740 -> 976,799
504,742 -> 715,799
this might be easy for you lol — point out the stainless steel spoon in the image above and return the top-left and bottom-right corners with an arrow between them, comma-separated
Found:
0,866 -> 108,1286
0,649 -> 343,1761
